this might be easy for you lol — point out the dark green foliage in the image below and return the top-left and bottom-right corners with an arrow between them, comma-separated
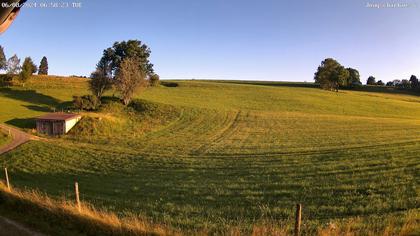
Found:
149,74 -> 160,86
0,74 -> 13,87
89,68 -> 113,99
38,56 -> 48,75
409,75 -> 419,90
386,81 -> 393,86
366,76 -> 376,85
99,40 -> 154,77
18,57 -> 36,86
0,46 -> 6,70
314,58 -> 349,91
73,95 -> 101,111
346,68 -> 361,87
398,79 -> 411,89
376,80 -> 385,86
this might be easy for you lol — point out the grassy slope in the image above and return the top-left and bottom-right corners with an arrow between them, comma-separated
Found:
0,76 -> 419,233
0,132 -> 10,147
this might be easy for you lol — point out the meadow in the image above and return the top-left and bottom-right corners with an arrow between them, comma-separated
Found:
0,76 -> 419,234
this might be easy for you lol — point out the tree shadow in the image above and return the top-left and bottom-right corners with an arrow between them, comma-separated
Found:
161,81 -> 179,87
0,87 -> 60,107
341,86 -> 420,96
23,105 -> 53,112
5,118 -> 36,129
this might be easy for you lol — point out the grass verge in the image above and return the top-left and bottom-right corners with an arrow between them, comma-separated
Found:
0,183 -> 176,236
0,183 -> 418,235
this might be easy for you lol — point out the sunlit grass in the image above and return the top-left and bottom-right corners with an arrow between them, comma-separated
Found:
0,76 -> 419,233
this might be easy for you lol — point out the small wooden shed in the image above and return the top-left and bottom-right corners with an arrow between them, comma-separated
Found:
36,113 -> 81,136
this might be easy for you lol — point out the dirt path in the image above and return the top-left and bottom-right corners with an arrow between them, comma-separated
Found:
0,123 -> 40,155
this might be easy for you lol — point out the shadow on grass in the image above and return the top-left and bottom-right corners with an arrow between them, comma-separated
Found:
341,86 -> 420,96
5,118 -> 36,129
0,87 -> 60,107
101,96 -> 121,104
22,105 -> 52,112
161,81 -> 179,87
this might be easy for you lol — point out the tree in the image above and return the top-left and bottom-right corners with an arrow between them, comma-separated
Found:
366,76 -> 376,85
392,79 -> 401,86
376,80 -> 384,86
399,79 -> 411,89
0,46 -> 6,71
73,95 -> 101,111
409,75 -> 419,89
98,40 -> 154,78
346,67 -> 361,87
314,58 -> 349,91
149,74 -> 160,87
115,58 -> 146,105
22,57 -> 37,74
386,81 -> 393,86
19,57 -> 35,87
6,54 -> 20,74
89,68 -> 113,99
38,56 -> 48,75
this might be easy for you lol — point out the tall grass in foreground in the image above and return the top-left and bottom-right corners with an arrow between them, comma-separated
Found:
0,183 -> 176,236
0,183 -> 418,235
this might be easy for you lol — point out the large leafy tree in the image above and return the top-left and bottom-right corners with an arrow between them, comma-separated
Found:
366,76 -> 376,85
346,67 -> 361,87
38,56 -> 48,75
314,58 -> 349,91
0,46 -> 6,71
115,58 -> 147,105
99,40 -> 154,78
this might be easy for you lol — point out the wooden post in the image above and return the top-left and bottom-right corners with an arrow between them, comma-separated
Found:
75,182 -> 81,211
4,168 -> 10,191
294,204 -> 302,236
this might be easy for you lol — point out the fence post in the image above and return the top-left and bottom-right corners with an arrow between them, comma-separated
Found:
294,203 -> 302,236
75,182 -> 81,212
4,168 -> 10,191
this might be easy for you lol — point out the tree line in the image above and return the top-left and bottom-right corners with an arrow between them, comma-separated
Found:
314,58 -> 420,92
0,45 -> 48,86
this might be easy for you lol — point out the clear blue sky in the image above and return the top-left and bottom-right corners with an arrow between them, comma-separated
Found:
1,0 -> 420,82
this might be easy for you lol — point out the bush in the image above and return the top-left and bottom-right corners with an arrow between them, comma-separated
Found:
149,74 -> 160,87
129,99 -> 159,113
73,95 -> 101,111
0,74 -> 13,87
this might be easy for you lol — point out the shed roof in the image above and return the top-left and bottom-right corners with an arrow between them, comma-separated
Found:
36,113 -> 81,121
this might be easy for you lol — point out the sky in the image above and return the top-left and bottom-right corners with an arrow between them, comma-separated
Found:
1,0 -> 420,82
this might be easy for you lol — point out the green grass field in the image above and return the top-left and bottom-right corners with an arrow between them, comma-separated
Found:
0,76 -> 419,234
